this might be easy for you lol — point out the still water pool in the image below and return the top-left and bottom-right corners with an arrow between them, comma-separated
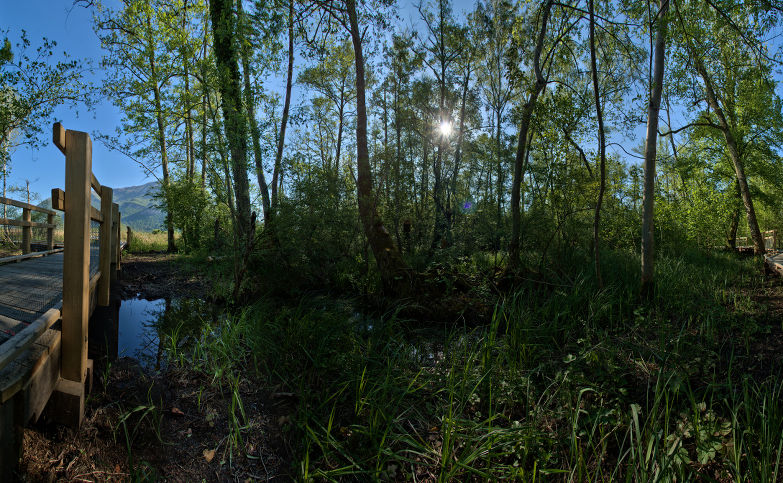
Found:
97,296 -> 214,370
118,297 -> 167,368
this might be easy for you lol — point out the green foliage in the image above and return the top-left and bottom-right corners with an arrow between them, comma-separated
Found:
0,38 -> 11,64
162,178 -> 210,252
270,162 -> 365,292
0,31 -> 91,153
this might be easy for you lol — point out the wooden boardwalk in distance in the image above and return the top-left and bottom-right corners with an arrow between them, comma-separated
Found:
0,123 -> 123,476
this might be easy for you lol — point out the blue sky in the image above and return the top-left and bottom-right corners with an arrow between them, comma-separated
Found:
2,0 -> 145,201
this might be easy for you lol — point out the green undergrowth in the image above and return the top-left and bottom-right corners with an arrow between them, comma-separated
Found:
165,247 -> 782,481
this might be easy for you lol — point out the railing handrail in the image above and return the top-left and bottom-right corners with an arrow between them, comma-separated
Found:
0,196 -> 57,216
0,194 -> 58,254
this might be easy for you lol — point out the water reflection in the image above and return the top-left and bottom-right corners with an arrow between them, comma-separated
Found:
118,297 -> 167,369
91,296 -> 213,371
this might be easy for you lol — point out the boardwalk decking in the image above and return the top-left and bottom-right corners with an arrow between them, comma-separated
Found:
0,248 -> 99,343
765,251 -> 783,276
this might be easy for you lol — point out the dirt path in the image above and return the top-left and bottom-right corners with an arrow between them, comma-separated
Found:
118,252 -> 209,300
18,253 -> 293,482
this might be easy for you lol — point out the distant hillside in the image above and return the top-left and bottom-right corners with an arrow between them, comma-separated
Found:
111,182 -> 166,231
40,181 -> 166,232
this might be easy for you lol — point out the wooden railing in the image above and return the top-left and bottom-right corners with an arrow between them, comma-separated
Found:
0,196 -> 58,255
737,230 -> 778,252
764,230 -> 778,251
51,122 -> 121,425
0,124 -> 125,474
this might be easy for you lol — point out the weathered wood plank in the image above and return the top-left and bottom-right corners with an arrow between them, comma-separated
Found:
111,203 -> 119,279
90,205 -> 102,223
0,248 -> 63,266
0,390 -> 22,478
765,253 -> 783,277
0,329 -> 59,404
23,329 -> 61,423
91,172 -> 101,194
0,309 -> 60,373
51,188 -> 65,211
53,122 -> 66,154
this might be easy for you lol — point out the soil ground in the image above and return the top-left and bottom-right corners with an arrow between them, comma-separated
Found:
17,252 -> 294,482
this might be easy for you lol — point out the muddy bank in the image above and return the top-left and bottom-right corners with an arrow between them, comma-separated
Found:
118,252 -> 210,300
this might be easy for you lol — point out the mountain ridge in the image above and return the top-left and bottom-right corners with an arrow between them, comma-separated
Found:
39,181 -> 165,232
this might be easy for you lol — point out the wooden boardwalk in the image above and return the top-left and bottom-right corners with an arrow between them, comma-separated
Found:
0,123 -> 124,476
0,248 -> 98,338
765,251 -> 783,276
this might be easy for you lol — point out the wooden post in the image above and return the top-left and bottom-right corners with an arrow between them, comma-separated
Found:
0,392 -> 23,478
116,209 -> 122,270
126,226 -> 132,252
110,202 -> 119,282
98,186 -> 113,306
46,213 -> 55,250
21,208 -> 31,254
59,127 -> 92,427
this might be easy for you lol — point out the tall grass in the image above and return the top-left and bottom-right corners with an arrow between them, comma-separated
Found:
127,229 -> 171,253
165,247 -> 781,480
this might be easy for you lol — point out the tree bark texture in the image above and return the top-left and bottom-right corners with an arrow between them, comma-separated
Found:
508,0 -> 552,269
271,0 -> 294,210
209,0 -> 253,246
347,0 -> 411,295
640,0 -> 668,300
236,0 -> 272,225
692,56 -> 765,255
589,0 -> 606,288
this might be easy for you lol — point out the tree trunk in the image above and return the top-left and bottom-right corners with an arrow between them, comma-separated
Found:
146,12 -> 175,253
208,94 -> 236,218
449,66 -> 471,240
589,0 -> 606,288
508,0 -> 552,269
692,56 -> 765,255
495,107 -> 503,253
347,0 -> 411,295
271,0 -> 294,210
640,0 -> 668,300
209,0 -> 252,246
335,92 -> 345,176
236,0 -> 271,225
727,182 -> 740,249
200,83 -> 208,189
182,0 -> 195,181
200,13 -> 208,189
431,0 -> 449,250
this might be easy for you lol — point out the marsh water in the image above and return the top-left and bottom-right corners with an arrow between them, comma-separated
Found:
90,295 -> 213,370
118,297 -> 166,368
